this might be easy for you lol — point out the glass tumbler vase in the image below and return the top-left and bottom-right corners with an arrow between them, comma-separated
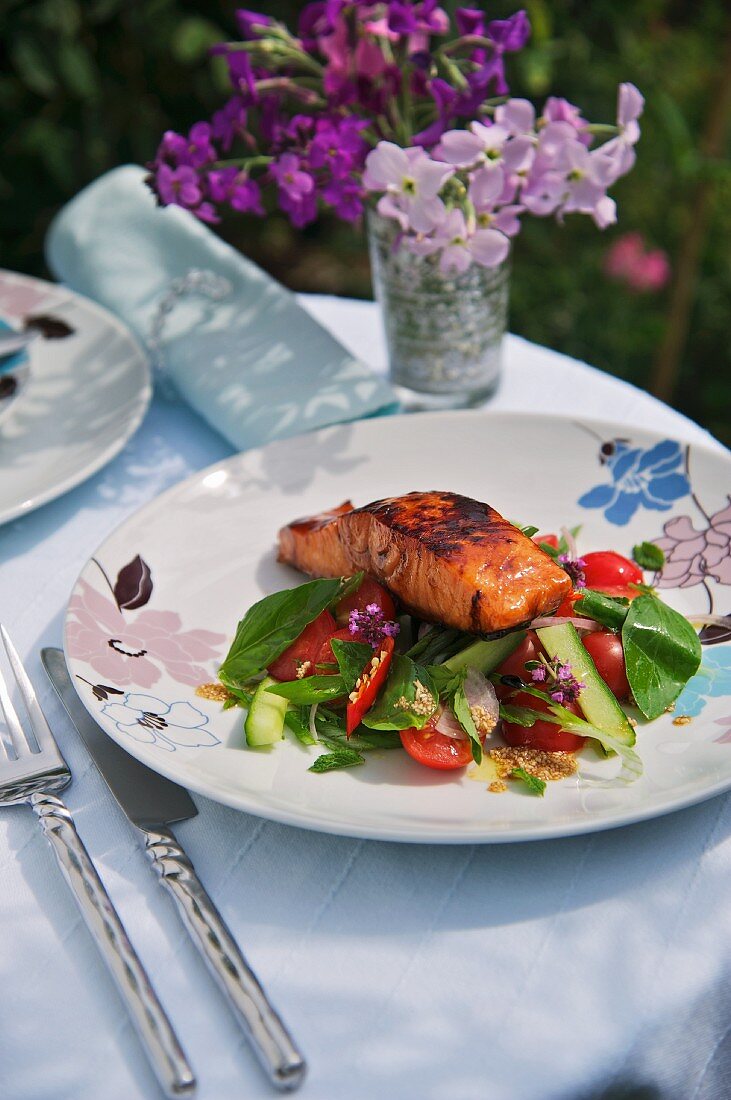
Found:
368,210 -> 509,409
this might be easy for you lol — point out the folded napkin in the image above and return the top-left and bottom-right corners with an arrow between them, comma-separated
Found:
45,165 -> 397,452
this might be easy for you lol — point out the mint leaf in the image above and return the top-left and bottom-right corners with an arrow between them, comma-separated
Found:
330,639 -> 373,693
510,767 -> 546,796
361,654 -> 437,730
267,675 -> 346,704
219,575 -> 361,687
283,708 -> 317,746
309,748 -> 364,773
622,594 -> 702,719
632,542 -> 666,571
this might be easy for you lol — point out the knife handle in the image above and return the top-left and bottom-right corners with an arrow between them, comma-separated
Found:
142,826 -> 306,1092
31,792 -> 196,1099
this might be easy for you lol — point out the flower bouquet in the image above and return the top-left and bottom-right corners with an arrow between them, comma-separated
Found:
149,4 -> 643,403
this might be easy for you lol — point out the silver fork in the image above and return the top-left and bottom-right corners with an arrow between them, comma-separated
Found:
0,626 -> 196,1098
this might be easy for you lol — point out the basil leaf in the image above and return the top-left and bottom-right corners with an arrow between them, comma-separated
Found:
519,525 -> 539,538
632,541 -> 666,571
361,654 -> 437,730
267,675 -> 346,704
330,639 -> 373,693
499,703 -> 538,727
309,748 -> 364,773
622,594 -> 702,719
573,589 -> 630,632
510,767 -> 546,796
538,541 -> 560,559
284,707 -> 317,746
218,574 -> 362,687
452,681 -> 482,764
427,664 -> 464,698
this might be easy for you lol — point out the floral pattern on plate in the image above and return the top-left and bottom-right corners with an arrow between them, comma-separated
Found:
577,436 -> 690,526
67,554 -> 226,692
100,692 -> 219,752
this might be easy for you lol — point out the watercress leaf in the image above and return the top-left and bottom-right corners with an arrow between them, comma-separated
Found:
632,541 -> 666,571
309,748 -> 364,773
510,767 -> 546,796
267,675 -> 346,704
573,589 -> 630,632
361,655 -> 437,730
622,594 -> 702,719
218,575 -> 361,687
452,681 -> 482,764
330,639 -> 373,693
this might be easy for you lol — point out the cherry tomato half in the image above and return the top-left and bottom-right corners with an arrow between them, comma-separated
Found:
502,692 -> 586,752
400,720 -> 475,770
346,636 -> 394,735
495,631 -> 544,700
267,610 -> 337,682
582,630 -> 630,700
581,551 -> 643,592
315,626 -> 364,672
334,576 -> 397,626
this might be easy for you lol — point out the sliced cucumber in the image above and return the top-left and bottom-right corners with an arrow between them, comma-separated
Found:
244,676 -> 287,748
443,630 -> 525,675
535,622 -> 635,747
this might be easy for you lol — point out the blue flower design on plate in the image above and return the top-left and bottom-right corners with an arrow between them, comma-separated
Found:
577,437 -> 690,526
101,693 -> 220,752
672,648 -> 731,718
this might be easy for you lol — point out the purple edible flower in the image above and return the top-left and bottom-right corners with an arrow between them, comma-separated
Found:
349,604 -> 400,649
531,657 -> 585,705
558,553 -> 587,589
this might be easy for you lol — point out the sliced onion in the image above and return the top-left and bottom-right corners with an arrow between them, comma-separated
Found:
463,668 -> 499,728
434,705 -> 468,739
309,703 -> 319,740
530,615 -> 602,632
560,525 -> 577,558
688,614 -> 731,628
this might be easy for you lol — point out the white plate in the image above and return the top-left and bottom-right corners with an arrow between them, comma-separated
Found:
64,411 -> 731,843
0,270 -> 151,525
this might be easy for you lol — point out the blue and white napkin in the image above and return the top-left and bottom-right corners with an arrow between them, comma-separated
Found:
45,165 -> 397,452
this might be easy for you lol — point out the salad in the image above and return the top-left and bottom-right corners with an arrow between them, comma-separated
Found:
215,529 -> 704,797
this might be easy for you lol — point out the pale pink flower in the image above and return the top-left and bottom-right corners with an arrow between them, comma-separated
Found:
66,580 -> 226,689
604,232 -> 670,292
437,122 -> 533,174
409,209 -> 509,274
364,142 -> 453,232
468,168 -> 523,237
495,98 -> 536,136
596,82 -> 644,183
655,499 -> 731,590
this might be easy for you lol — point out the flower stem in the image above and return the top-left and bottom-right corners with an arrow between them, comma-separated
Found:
92,557 -> 118,605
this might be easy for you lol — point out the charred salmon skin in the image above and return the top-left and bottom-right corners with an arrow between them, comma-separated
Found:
277,491 -> 572,635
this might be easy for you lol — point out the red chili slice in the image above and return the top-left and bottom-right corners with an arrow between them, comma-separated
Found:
346,636 -> 395,736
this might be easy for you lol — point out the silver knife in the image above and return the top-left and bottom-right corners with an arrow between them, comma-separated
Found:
42,648 -> 307,1093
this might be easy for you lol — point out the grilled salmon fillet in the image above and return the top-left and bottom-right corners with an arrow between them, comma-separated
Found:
277,491 -> 572,635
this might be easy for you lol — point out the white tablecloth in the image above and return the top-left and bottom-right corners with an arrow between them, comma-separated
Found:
0,296 -> 728,1100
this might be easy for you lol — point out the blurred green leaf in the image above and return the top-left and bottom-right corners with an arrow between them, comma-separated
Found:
11,36 -> 58,97
57,41 -> 99,99
171,16 -> 224,63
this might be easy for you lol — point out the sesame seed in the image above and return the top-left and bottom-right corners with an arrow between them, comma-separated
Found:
490,746 -> 577,783
673,715 -> 692,726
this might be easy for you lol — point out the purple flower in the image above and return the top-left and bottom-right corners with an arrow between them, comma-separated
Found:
157,130 -> 191,165
322,177 -> 364,221
349,603 -> 400,649
455,8 -> 485,36
389,1 -> 450,38
155,164 -> 203,207
186,122 -> 217,168
211,98 -> 250,152
364,142 -> 453,232
487,10 -> 531,53
235,9 -> 272,40
225,51 -> 258,103
557,554 -> 587,588
207,167 -> 264,215
532,658 -> 584,704
437,121 -> 533,175
310,118 -> 368,178
271,153 -> 315,202
413,77 -> 458,146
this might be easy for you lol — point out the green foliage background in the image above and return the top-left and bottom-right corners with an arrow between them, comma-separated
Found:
2,1 -> 729,442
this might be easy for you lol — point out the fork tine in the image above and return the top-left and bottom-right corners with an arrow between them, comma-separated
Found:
0,626 -> 52,756
0,662 -> 22,760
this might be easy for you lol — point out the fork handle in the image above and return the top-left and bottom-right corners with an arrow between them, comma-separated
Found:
30,791 -> 196,1098
142,825 -> 306,1092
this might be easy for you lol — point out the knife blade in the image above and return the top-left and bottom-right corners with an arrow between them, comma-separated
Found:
43,647 -> 307,1093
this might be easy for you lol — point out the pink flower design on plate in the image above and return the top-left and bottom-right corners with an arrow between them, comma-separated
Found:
0,279 -> 52,320
67,579 -> 226,689
655,497 -> 731,590
713,717 -> 731,744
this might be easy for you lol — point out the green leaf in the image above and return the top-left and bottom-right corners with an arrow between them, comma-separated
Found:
538,541 -> 559,559
266,676 -> 346,705
426,664 -> 463,697
622,594 -> 702,719
499,703 -> 538,727
171,16 -> 225,64
632,542 -> 666,571
452,681 -> 482,764
283,708 -> 317,746
573,589 -> 630,631
520,525 -> 539,538
57,41 -> 99,99
330,639 -> 373,693
309,748 -> 364,773
510,767 -> 546,796
361,654 -> 437,730
406,625 -> 469,664
218,575 -> 361,688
